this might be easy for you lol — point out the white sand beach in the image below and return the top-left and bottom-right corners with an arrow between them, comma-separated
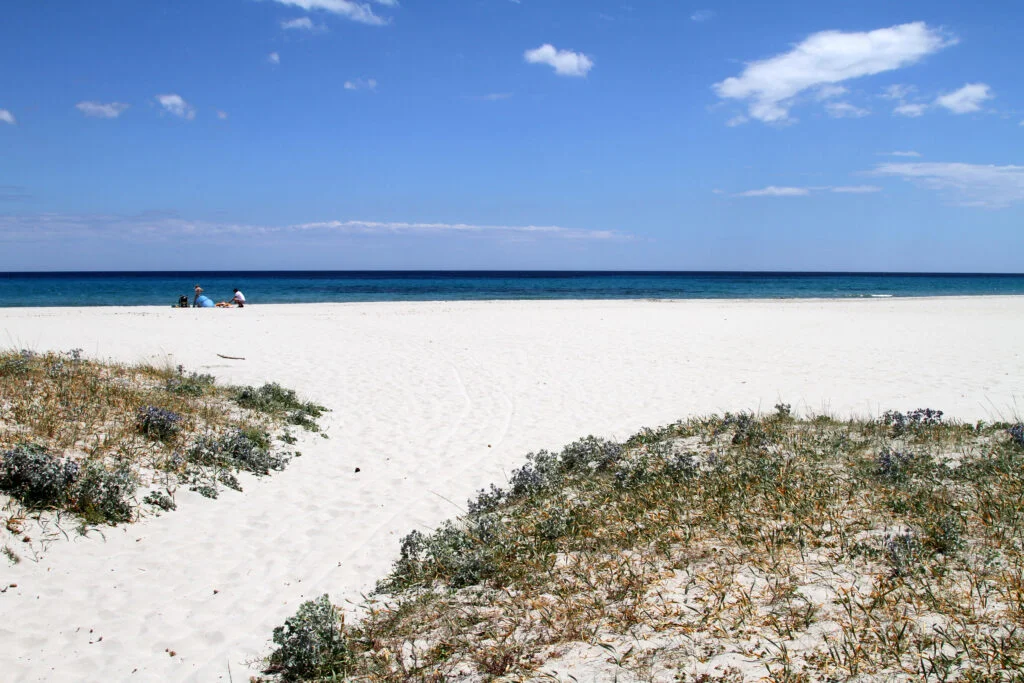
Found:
1,297 -> 1023,682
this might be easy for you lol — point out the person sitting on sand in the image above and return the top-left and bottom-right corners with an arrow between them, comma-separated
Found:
192,286 -> 215,308
231,288 -> 245,307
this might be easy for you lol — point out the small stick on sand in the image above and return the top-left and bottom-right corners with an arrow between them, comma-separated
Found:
216,354 -> 246,360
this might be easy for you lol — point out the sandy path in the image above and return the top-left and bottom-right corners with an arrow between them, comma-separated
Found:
0,298 -> 1022,681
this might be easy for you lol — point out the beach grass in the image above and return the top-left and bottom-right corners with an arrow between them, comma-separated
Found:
262,407 -> 1024,682
0,348 -> 325,560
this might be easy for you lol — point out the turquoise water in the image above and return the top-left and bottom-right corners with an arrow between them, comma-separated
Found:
1,271 -> 1023,307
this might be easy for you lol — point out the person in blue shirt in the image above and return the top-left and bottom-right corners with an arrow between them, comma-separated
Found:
193,285 -> 215,308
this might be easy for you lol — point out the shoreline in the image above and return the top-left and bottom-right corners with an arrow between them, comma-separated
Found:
2,291 -> 1024,311
2,296 -> 1023,680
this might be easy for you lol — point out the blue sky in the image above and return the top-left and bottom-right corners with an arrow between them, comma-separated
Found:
1,0 -> 1022,271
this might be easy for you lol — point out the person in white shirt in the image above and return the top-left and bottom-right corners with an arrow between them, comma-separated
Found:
231,289 -> 246,307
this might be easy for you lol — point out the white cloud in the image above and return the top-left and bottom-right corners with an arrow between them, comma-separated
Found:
268,0 -> 389,26
815,84 -> 849,100
282,17 -> 312,29
882,84 -> 915,100
344,78 -> 377,91
75,101 -> 130,119
156,94 -> 196,120
714,22 -> 954,123
282,17 -> 325,31
691,10 -> 714,22
725,115 -> 748,127
0,109 -> 15,125
873,162 -> 1024,208
935,83 -> 993,114
0,214 -> 623,243
884,150 -> 922,157
894,102 -> 927,117
268,51 -> 281,64
524,44 -> 594,77
736,185 -> 881,197
217,111 -> 229,120
825,101 -> 870,118
736,186 -> 811,197
830,185 -> 882,193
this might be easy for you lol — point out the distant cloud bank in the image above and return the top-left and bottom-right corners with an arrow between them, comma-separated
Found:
874,162 -> 1024,208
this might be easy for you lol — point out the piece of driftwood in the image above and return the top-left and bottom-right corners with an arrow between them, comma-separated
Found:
216,354 -> 246,360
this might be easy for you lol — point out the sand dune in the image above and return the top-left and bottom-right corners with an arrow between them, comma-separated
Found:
1,298 -> 1022,681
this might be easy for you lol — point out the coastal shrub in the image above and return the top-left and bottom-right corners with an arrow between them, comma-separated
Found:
664,451 -> 698,482
233,383 -> 326,425
875,448 -> 917,483
0,443 -> 80,508
468,448 -> 567,514
614,454 -> 659,490
1009,424 -> 1024,449
880,408 -> 943,437
721,411 -> 771,449
0,349 -> 38,376
187,428 -> 287,476
165,371 -> 215,396
382,517 -> 503,591
71,461 -> 138,524
924,513 -> 964,555
136,406 -> 183,443
885,532 -> 924,576
266,594 -> 349,682
559,436 -> 623,472
142,490 -> 176,511
467,483 -> 507,515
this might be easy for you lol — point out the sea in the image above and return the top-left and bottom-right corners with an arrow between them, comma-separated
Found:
1,271 -> 1023,307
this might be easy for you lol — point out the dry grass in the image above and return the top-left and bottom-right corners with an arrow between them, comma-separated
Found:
0,348 -> 324,561
262,407 -> 1024,682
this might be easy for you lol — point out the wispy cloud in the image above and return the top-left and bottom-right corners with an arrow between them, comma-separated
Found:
267,0 -> 390,26
829,185 -> 883,193
935,83 -> 993,114
873,162 -> 1024,208
882,150 -> 922,157
217,111 -> 229,120
894,102 -> 927,117
344,78 -> 377,91
524,44 -> 594,77
736,186 -> 810,197
714,22 -> 954,124
75,101 -> 130,119
882,84 -> 915,100
825,101 -> 870,118
691,10 -> 714,22
0,214 -> 624,243
466,93 -> 513,101
736,185 -> 881,197
0,109 -> 15,125
281,16 -> 326,31
156,94 -> 196,120
268,51 -> 281,64
815,84 -> 849,100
